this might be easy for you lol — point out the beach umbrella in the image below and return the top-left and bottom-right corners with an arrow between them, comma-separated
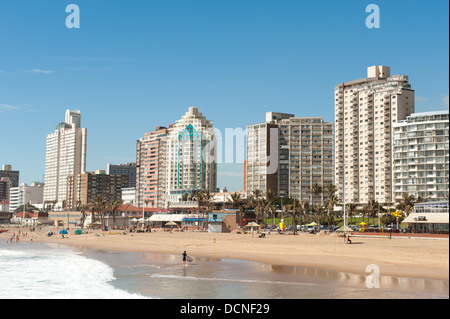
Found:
165,221 -> 177,226
335,226 -> 353,233
245,222 -> 260,237
245,222 -> 259,228
306,222 -> 317,226
59,229 -> 68,235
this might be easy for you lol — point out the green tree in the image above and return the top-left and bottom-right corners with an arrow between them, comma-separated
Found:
311,183 -> 323,206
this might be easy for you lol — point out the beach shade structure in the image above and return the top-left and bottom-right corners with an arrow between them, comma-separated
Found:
335,226 -> 353,233
245,222 -> 260,237
245,222 -> 260,228
75,229 -> 82,235
59,229 -> 68,235
131,218 -> 138,223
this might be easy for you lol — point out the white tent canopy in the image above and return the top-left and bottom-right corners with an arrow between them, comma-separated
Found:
149,214 -> 187,222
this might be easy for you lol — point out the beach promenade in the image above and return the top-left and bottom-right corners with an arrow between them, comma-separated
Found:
1,227 -> 448,281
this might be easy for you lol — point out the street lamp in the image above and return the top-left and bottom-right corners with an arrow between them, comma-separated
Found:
339,161 -> 348,243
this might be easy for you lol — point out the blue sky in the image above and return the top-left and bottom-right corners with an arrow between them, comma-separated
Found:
0,0 -> 448,191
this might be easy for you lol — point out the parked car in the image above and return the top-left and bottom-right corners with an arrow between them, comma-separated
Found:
384,225 -> 397,232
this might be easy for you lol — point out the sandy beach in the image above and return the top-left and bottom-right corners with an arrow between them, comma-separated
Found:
2,228 -> 448,281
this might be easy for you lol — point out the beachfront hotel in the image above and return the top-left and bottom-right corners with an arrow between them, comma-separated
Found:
136,126 -> 171,209
393,111 -> 449,202
166,107 -> 217,206
246,112 -> 334,206
43,109 -> 87,209
334,66 -> 415,205
136,107 -> 217,209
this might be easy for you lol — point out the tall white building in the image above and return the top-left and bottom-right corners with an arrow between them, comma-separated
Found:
166,107 -> 217,205
43,109 -> 87,208
393,111 -> 449,202
335,66 -> 415,205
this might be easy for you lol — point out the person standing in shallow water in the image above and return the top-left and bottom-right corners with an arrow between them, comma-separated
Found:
182,251 -> 187,263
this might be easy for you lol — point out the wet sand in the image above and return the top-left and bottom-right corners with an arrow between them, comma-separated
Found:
2,227 -> 448,281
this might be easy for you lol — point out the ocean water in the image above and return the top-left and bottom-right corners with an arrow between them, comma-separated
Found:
0,241 -> 448,299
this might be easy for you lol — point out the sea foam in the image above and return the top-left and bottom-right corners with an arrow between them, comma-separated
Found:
0,243 -> 147,299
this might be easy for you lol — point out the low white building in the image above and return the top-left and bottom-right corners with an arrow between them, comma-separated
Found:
9,182 -> 44,212
121,187 -> 136,204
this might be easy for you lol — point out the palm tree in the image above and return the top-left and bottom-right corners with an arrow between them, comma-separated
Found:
265,189 -> 275,204
396,192 -> 416,217
367,199 -> 379,225
313,203 -> 324,229
196,189 -> 214,230
311,183 -> 323,206
229,192 -> 242,210
252,189 -> 262,200
89,195 -> 107,225
326,194 -> 339,229
107,199 -> 123,229
291,199 -> 305,235
347,203 -> 357,225
79,203 -> 89,229
361,204 -> 369,223
297,200 -> 309,231
282,203 -> 292,230
267,204 -> 277,227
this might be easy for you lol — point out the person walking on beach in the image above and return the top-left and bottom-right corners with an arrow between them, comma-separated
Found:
182,251 -> 187,263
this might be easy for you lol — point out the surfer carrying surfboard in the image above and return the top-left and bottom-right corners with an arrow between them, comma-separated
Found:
182,251 -> 193,264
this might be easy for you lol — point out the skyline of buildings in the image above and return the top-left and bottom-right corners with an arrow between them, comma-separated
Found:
1,66 -> 448,213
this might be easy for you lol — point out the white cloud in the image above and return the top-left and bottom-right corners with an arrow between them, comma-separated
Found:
0,104 -> 19,112
443,95 -> 449,107
31,69 -> 54,74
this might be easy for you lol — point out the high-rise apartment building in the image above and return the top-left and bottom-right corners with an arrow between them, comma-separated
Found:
135,107 -> 217,208
166,107 -> 217,204
0,165 -> 19,188
246,121 -> 279,196
44,109 -> 87,208
0,178 -> 12,203
66,172 -> 128,208
246,112 -> 334,206
107,163 -> 136,188
334,66 -> 415,205
393,111 -> 449,202
136,126 -> 171,208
